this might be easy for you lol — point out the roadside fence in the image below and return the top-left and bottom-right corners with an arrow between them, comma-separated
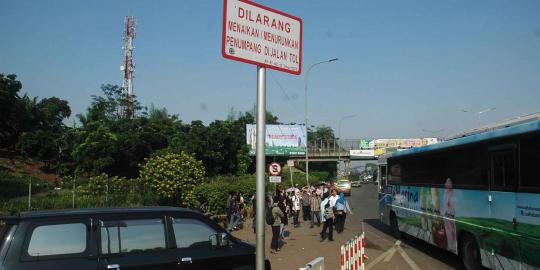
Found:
340,232 -> 367,270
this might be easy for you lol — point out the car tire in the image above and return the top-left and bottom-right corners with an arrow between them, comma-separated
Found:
460,234 -> 483,270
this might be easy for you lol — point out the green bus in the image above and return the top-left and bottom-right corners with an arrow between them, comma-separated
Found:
378,119 -> 540,270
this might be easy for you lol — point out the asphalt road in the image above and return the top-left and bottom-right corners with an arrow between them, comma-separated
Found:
350,184 -> 466,270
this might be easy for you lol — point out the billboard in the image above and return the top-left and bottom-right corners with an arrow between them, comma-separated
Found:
359,138 -> 439,149
246,124 -> 306,156
350,149 -> 375,157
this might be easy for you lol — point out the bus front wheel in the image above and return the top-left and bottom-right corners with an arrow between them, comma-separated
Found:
460,234 -> 482,270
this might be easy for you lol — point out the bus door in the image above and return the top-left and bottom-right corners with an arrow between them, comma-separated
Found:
515,134 -> 540,269
378,164 -> 391,225
487,144 -> 520,269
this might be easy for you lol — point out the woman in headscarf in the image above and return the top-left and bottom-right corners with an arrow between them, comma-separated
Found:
334,192 -> 353,233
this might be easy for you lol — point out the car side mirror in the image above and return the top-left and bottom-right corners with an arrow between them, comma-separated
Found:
210,233 -> 230,248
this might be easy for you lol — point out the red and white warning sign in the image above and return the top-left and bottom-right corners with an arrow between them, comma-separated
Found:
268,162 -> 282,176
222,0 -> 302,75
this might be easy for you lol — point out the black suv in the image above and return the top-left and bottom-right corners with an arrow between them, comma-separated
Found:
0,207 -> 270,270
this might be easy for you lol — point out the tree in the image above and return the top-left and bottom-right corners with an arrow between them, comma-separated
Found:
72,124 -> 118,175
139,152 -> 205,207
17,97 -> 72,167
0,74 -> 27,148
77,84 -> 144,125
308,125 -> 335,145
38,97 -> 71,128
18,129 -> 60,167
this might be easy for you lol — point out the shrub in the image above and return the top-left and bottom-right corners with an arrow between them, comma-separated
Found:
139,152 -> 205,207
194,174 -> 272,215
0,169 -> 50,200
0,189 -> 147,213
281,170 -> 330,187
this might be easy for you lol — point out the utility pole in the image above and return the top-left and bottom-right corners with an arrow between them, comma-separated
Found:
304,58 -> 338,186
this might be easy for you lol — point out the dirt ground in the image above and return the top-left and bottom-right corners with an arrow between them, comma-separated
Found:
232,216 -> 369,270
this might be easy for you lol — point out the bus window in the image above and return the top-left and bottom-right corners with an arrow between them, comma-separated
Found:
490,150 -> 517,190
520,135 -> 540,190
388,162 -> 401,184
447,145 -> 488,188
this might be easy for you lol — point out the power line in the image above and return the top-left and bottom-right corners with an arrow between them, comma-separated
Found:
268,70 -> 303,120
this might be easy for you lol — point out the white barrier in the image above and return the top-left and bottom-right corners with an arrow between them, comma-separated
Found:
299,257 -> 325,270
340,232 -> 366,270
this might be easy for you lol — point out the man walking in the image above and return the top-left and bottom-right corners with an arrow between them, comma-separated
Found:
309,191 -> 322,228
320,197 -> 335,241
227,192 -> 240,231
329,188 -> 339,207
270,197 -> 284,254
301,189 -> 311,221
291,190 -> 301,227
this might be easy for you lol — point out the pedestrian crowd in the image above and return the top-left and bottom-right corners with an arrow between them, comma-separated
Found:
263,183 -> 354,254
220,183 -> 354,254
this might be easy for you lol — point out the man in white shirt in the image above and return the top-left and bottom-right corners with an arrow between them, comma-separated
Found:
328,189 -> 339,207
291,190 -> 301,227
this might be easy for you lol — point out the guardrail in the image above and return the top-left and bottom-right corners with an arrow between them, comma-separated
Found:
299,257 -> 325,270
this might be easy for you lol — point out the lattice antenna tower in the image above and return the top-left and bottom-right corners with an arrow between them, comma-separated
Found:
121,15 -> 136,118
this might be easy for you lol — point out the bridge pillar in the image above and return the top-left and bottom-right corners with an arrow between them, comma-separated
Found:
345,160 -> 350,177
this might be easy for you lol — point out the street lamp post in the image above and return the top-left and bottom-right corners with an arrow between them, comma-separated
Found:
422,129 -> 444,135
305,58 -> 338,186
337,114 -> 358,176
461,108 -> 496,127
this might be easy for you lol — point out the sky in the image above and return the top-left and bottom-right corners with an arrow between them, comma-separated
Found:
1,0 -> 539,139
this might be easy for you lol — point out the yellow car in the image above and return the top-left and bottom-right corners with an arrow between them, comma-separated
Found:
334,179 -> 352,196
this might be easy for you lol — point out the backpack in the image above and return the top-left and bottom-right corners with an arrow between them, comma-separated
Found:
266,206 -> 275,225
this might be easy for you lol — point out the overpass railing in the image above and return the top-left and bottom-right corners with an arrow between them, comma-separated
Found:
307,139 -> 361,157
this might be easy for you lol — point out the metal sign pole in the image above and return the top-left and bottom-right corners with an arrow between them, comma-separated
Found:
255,66 -> 266,270
28,178 -> 31,210
290,166 -> 294,187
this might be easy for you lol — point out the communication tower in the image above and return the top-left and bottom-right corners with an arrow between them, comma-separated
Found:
121,16 -> 136,118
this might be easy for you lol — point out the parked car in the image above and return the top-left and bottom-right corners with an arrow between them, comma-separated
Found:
0,207 -> 271,270
334,179 -> 352,196
351,180 -> 362,187
362,174 -> 373,183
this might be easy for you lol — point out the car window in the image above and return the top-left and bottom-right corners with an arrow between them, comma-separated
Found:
172,218 -> 217,249
101,219 -> 166,254
27,223 -> 87,257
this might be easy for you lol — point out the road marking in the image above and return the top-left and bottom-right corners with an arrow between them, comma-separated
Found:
397,247 -> 421,270
383,248 -> 397,262
366,239 -> 421,270
366,247 -> 394,269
